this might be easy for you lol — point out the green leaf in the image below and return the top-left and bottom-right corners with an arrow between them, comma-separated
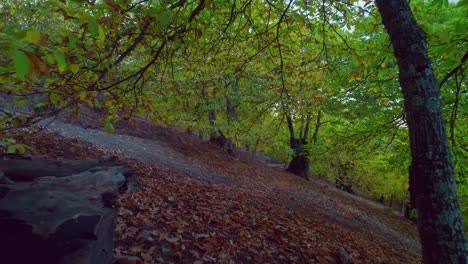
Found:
457,0 -> 468,6
454,22 -> 466,35
14,50 -> 30,80
24,30 -> 41,44
104,122 -> 115,134
50,93 -> 60,104
98,25 -> 105,44
159,10 -> 172,26
145,7 -> 160,18
16,98 -> 28,106
54,50 -> 67,73
430,0 -> 443,7
69,35 -> 77,48
7,145 -> 17,154
0,139 -> 16,146
88,18 -> 99,35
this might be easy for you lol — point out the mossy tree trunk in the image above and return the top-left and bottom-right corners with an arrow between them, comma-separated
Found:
376,0 -> 468,262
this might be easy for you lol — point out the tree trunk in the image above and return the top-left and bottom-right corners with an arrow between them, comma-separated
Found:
286,138 -> 309,179
376,1 -> 468,263
0,154 -> 139,264
284,110 -> 311,179
401,197 -> 408,217
0,154 -> 119,181
312,110 -> 322,144
209,129 -> 234,154
202,85 -> 235,154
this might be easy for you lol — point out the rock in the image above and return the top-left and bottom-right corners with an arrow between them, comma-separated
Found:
336,247 -> 355,264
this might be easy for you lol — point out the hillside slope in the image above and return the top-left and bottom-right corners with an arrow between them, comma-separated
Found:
4,113 -> 421,263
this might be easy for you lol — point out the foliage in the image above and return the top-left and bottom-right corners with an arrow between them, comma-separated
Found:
0,138 -> 32,153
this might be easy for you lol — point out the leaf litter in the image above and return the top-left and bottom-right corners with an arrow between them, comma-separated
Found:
1,121 -> 421,263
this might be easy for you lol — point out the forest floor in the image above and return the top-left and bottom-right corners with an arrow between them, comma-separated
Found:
3,107 -> 422,263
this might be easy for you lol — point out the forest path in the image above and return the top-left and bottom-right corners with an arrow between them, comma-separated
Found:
41,119 -> 241,187
38,116 -> 421,262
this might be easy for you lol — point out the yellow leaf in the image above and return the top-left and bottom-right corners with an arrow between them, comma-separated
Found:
46,54 -> 55,64
24,30 -> 41,44
16,145 -> 25,153
79,91 -> 87,100
70,64 -> 80,74
98,25 -> 105,44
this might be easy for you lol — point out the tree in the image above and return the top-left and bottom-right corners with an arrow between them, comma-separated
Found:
375,0 -> 468,262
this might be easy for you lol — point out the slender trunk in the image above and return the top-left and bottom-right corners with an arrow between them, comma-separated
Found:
221,76 -> 238,154
226,75 -> 239,124
285,114 -> 295,140
312,110 -> 322,144
376,1 -> 468,263
201,86 -> 217,138
401,197 -> 407,216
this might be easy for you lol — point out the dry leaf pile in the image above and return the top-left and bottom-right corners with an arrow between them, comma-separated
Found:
1,127 -> 420,263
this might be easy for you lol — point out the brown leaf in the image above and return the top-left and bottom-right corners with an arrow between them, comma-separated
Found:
99,17 -> 112,24
24,51 -> 51,76
105,0 -> 121,12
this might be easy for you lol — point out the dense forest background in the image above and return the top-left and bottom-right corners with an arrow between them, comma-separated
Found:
0,0 -> 466,239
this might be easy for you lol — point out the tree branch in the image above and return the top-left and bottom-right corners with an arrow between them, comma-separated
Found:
439,50 -> 467,89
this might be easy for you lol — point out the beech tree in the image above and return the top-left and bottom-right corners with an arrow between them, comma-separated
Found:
376,0 -> 468,262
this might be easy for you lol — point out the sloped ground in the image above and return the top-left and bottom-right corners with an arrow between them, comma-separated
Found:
2,112 -> 421,263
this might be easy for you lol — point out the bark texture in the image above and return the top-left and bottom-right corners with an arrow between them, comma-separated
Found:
376,1 -> 468,263
0,154 -> 140,264
0,154 -> 118,181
